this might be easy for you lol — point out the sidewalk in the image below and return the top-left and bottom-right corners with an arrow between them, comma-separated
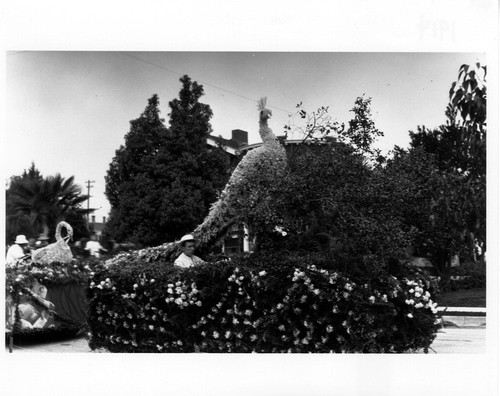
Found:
422,326 -> 485,354
6,327 -> 486,354
438,306 -> 486,328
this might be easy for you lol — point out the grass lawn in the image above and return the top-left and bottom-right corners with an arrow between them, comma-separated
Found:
436,287 -> 486,307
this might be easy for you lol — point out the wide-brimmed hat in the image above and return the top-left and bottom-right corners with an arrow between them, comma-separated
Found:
37,234 -> 50,241
14,235 -> 29,244
179,234 -> 195,244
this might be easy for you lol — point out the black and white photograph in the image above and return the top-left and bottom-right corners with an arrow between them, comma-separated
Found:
1,1 -> 498,396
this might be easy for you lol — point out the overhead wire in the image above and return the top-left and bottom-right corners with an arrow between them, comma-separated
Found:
7,50 -> 295,115
119,52 -> 295,116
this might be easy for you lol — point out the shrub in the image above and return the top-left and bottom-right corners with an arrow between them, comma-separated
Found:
440,261 -> 486,292
87,253 -> 440,353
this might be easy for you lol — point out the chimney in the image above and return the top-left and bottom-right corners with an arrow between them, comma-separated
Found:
231,129 -> 248,146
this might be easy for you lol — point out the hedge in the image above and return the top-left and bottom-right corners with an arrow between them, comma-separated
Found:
440,261 -> 486,292
87,253 -> 441,353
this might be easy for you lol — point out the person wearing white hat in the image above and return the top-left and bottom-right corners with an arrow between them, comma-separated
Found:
174,234 -> 206,268
6,235 -> 30,266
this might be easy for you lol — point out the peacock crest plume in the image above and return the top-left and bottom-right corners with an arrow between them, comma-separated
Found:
257,97 -> 267,111
256,97 -> 278,144
106,97 -> 287,266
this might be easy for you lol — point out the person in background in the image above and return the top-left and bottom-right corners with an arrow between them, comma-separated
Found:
36,234 -> 50,249
85,233 -> 107,258
6,235 -> 30,266
174,234 -> 206,268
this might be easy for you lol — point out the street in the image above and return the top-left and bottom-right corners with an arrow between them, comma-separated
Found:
5,326 -> 486,354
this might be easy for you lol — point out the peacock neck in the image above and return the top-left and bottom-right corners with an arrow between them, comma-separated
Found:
259,127 -> 278,144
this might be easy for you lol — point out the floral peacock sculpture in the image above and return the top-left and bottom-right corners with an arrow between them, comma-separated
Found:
107,97 -> 287,266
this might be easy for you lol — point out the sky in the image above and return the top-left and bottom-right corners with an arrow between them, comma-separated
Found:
4,51 -> 486,220
0,1 -> 499,394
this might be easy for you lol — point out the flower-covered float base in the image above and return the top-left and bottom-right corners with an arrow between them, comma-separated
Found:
6,260 -> 92,340
88,254 -> 441,353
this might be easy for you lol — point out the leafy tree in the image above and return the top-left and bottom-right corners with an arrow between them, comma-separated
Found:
409,63 -> 486,262
269,99 -> 416,280
272,92 -> 482,281
6,164 -> 90,243
105,76 -> 230,246
382,147 -> 476,277
342,95 -> 384,159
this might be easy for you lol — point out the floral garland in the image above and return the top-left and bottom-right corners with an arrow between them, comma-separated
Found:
88,259 -> 441,353
6,259 -> 93,289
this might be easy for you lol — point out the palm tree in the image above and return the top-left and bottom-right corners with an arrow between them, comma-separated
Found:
6,171 -> 90,243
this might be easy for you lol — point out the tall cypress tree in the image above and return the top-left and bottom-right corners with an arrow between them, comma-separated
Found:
105,94 -> 170,245
105,77 -> 230,246
156,75 -> 230,241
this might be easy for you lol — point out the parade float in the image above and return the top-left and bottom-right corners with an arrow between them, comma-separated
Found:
86,98 -> 442,353
5,222 -> 91,344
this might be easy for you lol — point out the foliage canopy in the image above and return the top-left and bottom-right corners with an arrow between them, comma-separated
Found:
104,76 -> 230,246
6,163 -> 90,243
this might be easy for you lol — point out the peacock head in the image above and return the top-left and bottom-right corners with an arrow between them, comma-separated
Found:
260,108 -> 272,121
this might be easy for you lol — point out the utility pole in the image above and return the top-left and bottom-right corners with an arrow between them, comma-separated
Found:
86,180 -> 95,227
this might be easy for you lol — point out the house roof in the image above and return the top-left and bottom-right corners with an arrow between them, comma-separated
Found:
207,135 -> 243,155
